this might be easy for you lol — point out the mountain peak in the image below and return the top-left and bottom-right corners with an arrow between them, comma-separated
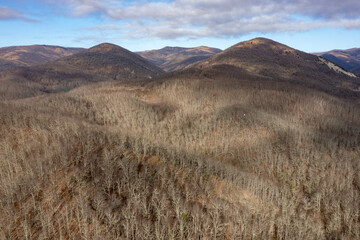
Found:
138,46 -> 222,72
192,38 -> 359,97
160,46 -> 186,52
0,45 -> 83,71
232,37 -> 293,52
247,37 -> 276,43
88,43 -> 126,53
203,38 -> 301,67
193,46 -> 221,53
59,43 -> 164,79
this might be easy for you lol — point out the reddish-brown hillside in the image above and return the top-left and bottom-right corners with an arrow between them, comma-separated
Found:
138,46 -> 222,71
315,48 -> 360,76
0,43 -> 164,100
186,38 -> 360,98
0,45 -> 83,71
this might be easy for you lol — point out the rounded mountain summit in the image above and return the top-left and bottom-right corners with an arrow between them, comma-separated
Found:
59,43 -> 164,80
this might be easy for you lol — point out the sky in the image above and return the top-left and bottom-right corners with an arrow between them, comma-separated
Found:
1,0 -> 360,52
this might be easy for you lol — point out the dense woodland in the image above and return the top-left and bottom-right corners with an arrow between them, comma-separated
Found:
0,77 -> 359,239
0,39 -> 360,239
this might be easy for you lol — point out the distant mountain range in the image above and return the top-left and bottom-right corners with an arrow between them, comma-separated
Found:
0,39 -> 359,101
2,43 -> 359,78
314,48 -> 360,76
173,38 -> 359,98
0,44 -> 222,73
57,43 -> 164,80
0,43 -> 163,100
0,45 -> 84,71
137,46 -> 222,72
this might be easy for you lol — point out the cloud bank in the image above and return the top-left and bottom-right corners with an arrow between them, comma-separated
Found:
47,0 -> 360,38
0,6 -> 36,22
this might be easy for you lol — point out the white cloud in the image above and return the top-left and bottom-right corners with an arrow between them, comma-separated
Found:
0,6 -> 37,22
56,0 -> 360,39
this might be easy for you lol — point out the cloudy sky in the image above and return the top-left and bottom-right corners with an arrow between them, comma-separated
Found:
1,0 -> 360,52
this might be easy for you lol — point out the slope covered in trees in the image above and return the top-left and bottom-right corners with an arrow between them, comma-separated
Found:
0,43 -> 163,100
138,46 -> 222,71
0,45 -> 83,71
315,48 -> 360,76
0,38 -> 359,239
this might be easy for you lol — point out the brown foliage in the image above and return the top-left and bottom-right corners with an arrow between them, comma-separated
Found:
0,67 -> 360,239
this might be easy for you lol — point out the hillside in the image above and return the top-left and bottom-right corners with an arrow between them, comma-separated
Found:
60,43 -> 164,79
353,66 -> 360,76
0,38 -> 360,239
0,43 -> 164,100
0,45 -> 84,71
315,48 -> 360,76
185,38 -> 360,98
137,46 -> 222,71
